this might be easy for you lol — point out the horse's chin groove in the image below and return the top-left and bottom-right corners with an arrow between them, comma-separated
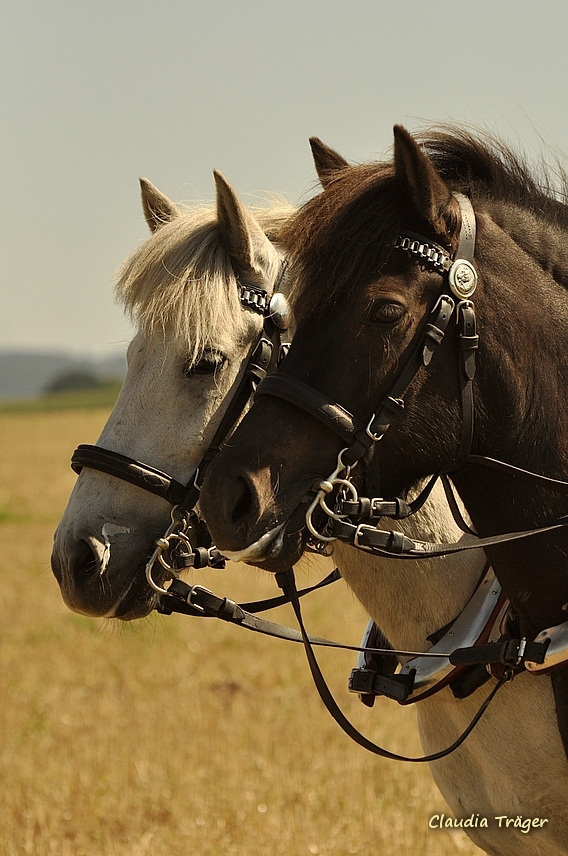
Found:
100,555 -> 160,620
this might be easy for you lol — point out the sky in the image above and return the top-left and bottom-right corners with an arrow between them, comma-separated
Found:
3,0 -> 568,356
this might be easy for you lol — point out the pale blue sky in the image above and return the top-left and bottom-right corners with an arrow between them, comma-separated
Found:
2,0 -> 568,354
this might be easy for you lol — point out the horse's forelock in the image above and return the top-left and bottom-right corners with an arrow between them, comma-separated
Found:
115,202 -> 293,365
286,127 -> 568,325
285,162 -> 407,322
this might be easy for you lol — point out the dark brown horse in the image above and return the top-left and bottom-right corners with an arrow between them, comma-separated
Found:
200,126 -> 568,758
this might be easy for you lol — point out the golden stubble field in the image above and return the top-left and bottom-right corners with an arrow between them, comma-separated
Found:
0,408 -> 483,856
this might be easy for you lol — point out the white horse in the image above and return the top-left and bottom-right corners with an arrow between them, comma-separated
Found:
51,173 -> 294,619
50,172 -> 567,855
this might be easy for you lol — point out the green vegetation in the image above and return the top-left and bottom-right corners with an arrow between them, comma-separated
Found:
0,379 -> 122,413
43,369 -> 112,394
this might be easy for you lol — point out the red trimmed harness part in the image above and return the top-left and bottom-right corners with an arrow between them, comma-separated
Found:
350,565 -> 512,706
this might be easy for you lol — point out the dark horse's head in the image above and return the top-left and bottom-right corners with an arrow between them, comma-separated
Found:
200,126 -> 568,634
200,127 -> 467,568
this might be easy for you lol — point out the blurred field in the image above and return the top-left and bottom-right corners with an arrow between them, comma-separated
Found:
0,380 -> 122,414
0,408 -> 483,855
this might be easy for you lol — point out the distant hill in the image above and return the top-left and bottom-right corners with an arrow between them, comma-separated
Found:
0,349 -> 127,399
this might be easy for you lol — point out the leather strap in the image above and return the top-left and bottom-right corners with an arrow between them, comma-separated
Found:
71,445 -> 188,505
332,512 -> 568,559
256,373 -> 364,444
467,454 -> 568,491
454,193 -> 476,262
156,571 -> 451,659
276,568 -> 508,763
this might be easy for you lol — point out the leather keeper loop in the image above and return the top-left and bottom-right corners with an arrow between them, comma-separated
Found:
423,322 -> 445,347
380,396 -> 405,416
343,432 -> 373,467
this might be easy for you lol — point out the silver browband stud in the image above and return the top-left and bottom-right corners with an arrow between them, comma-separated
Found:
448,259 -> 478,299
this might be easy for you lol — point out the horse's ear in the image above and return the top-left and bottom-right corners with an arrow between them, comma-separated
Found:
309,137 -> 349,187
393,125 -> 460,242
139,178 -> 180,233
214,169 -> 277,287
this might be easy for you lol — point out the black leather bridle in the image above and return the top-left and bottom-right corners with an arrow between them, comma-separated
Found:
254,196 -> 568,563
254,195 -> 481,548
71,276 -> 292,578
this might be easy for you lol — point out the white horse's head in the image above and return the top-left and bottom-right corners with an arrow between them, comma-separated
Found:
51,173 -> 294,619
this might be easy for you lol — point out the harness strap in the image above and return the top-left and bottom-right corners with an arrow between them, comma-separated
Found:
467,454 -> 568,491
446,300 -> 477,472
256,373 -> 364,444
440,474 -> 478,536
331,513 -> 568,560
275,568 -> 509,763
454,192 -> 477,262
71,445 -> 188,506
156,571 -> 451,660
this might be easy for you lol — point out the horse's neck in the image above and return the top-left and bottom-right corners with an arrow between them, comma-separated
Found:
333,481 -> 486,652
448,206 -> 568,632
487,199 -> 568,288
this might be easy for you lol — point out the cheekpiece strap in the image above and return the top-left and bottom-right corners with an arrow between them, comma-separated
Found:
454,193 -> 476,262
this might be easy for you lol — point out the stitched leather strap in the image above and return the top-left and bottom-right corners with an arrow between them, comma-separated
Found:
332,513 -> 568,559
454,193 -> 476,262
71,445 -> 188,505
256,373 -> 364,443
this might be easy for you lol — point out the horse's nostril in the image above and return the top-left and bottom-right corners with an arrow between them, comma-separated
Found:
70,539 -> 100,578
51,550 -> 63,583
231,476 -> 257,526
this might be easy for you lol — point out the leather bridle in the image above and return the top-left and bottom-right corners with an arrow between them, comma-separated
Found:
256,193 -> 479,522
71,274 -> 292,584
254,196 -> 568,564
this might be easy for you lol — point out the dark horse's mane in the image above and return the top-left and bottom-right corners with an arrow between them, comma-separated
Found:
286,127 -> 568,319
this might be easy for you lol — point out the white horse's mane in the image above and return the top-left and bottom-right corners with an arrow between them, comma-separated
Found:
115,200 -> 295,364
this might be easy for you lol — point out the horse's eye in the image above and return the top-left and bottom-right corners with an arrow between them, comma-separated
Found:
184,353 -> 225,377
368,301 -> 406,326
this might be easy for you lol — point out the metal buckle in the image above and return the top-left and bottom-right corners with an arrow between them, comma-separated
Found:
185,584 -> 213,615
365,414 -> 384,443
353,524 -> 368,550
516,637 -> 527,665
